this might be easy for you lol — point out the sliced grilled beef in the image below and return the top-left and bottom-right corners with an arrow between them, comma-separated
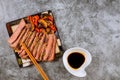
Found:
43,34 -> 54,61
20,28 -> 29,44
10,28 -> 26,49
8,19 -> 26,44
30,32 -> 39,52
39,43 -> 47,61
32,33 -> 43,57
35,34 -> 46,60
27,31 -> 36,47
48,34 -> 57,61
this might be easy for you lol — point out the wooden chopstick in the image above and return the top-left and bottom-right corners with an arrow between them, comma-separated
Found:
21,42 -> 49,80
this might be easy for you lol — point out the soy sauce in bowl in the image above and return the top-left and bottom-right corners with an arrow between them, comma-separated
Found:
67,52 -> 85,69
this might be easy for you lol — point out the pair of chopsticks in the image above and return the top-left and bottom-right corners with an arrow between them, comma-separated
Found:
21,43 -> 49,80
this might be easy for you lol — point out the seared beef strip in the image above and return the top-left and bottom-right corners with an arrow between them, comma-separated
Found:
43,34 -> 54,61
30,32 -> 39,52
35,34 -> 46,60
10,28 -> 26,49
20,28 -> 29,44
27,31 -> 36,47
18,28 -> 33,58
39,43 -> 47,61
8,19 -> 26,44
24,31 -> 33,46
48,34 -> 57,61
32,33 -> 43,57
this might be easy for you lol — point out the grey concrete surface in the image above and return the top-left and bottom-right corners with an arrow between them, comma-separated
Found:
0,0 -> 120,80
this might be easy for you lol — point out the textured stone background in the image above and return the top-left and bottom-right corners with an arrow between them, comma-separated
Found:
0,0 -> 120,80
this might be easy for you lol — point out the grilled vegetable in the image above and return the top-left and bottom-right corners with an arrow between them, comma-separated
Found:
39,19 -> 47,28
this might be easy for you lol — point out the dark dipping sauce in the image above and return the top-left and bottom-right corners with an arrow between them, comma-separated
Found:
68,52 -> 85,69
